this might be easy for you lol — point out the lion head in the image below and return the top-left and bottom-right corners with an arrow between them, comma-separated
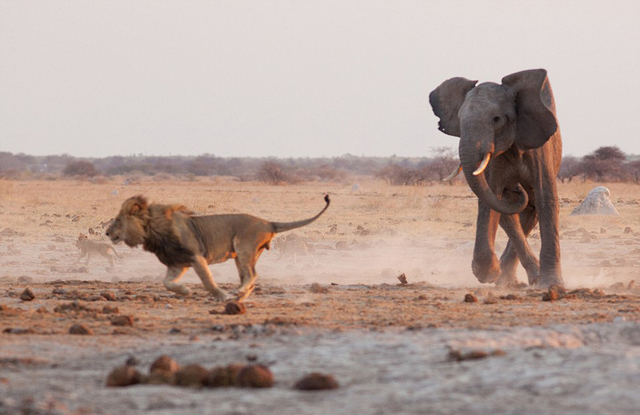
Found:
106,195 -> 150,248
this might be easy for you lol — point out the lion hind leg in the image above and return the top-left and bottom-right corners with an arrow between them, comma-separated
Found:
163,266 -> 191,296
192,256 -> 227,301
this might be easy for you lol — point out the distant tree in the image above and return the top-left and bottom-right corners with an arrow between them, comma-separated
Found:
580,146 -> 628,182
558,156 -> 582,183
377,164 -> 430,186
428,146 -> 459,183
626,159 -> 640,184
258,161 -> 288,184
63,160 -> 98,177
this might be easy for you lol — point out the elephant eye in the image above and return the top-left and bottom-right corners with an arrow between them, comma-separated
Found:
493,116 -> 501,124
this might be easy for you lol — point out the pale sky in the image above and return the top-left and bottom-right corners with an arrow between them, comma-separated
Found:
1,0 -> 639,158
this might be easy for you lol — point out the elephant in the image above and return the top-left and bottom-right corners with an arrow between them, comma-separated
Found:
429,69 -> 563,288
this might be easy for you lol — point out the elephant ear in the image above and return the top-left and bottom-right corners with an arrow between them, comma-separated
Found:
429,77 -> 477,137
502,69 -> 559,150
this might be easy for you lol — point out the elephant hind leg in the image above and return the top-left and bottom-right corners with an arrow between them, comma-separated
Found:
498,207 -> 540,286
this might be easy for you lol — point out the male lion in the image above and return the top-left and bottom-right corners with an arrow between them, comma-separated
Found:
105,194 -> 330,302
75,233 -> 120,269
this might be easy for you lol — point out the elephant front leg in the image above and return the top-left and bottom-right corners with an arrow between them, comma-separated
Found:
535,177 -> 563,287
471,202 -> 501,283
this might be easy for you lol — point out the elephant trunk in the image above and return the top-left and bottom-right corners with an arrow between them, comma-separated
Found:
459,138 -> 528,215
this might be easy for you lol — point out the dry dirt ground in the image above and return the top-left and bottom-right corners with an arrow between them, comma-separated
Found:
1,178 -> 640,414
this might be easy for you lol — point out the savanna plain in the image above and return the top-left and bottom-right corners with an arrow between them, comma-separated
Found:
1,178 -> 640,415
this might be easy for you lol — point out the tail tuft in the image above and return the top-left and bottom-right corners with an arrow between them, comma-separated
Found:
324,194 -> 330,204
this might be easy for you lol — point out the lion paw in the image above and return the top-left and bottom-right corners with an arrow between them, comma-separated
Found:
175,286 -> 191,296
211,289 -> 228,302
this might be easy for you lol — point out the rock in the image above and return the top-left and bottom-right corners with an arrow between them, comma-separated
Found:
294,373 -> 339,391
150,355 -> 180,374
464,293 -> 478,303
111,315 -> 134,326
309,283 -> 329,294
20,288 -> 35,301
542,285 -> 566,302
449,349 -> 506,361
224,301 -> 246,315
69,324 -> 93,335
624,226 -> 633,234
106,366 -> 143,387
236,365 -> 274,388
570,186 -> 619,216
146,371 -> 174,385
174,364 -> 209,387
100,292 -> 116,301
208,364 -> 244,387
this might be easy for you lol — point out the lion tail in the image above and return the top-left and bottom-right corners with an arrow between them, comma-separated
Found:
271,194 -> 330,234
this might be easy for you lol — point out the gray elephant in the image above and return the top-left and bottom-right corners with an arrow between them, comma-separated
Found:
429,69 -> 563,287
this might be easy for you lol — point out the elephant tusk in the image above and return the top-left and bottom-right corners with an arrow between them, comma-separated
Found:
473,152 -> 491,176
443,164 -> 462,181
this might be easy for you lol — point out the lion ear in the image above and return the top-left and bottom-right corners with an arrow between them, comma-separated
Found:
125,195 -> 148,216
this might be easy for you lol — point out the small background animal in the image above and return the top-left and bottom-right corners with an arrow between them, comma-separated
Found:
274,234 -> 316,264
75,233 -> 120,269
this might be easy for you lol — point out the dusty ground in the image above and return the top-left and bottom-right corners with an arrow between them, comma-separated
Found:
1,178 -> 639,414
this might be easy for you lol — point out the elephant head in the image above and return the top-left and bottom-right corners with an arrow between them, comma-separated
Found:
429,69 -> 559,214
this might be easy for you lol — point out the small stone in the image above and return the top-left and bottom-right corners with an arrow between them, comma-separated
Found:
208,364 -> 244,387
100,292 -> 116,301
69,324 -> 93,335
106,366 -> 143,387
20,288 -> 35,302
543,285 -> 566,302
464,293 -> 478,303
111,315 -> 134,326
150,355 -> 180,374
236,365 -> 274,388
294,373 -> 339,391
174,364 -> 209,387
224,301 -> 246,315
624,226 -> 633,234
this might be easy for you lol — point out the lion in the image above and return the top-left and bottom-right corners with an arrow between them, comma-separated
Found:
75,233 -> 120,269
105,194 -> 330,302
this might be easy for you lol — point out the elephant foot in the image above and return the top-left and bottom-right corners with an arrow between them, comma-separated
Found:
495,272 -> 518,287
472,255 -> 501,284
524,263 -> 540,286
536,274 -> 564,289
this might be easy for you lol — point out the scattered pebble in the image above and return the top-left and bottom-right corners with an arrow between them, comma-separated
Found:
294,373 -> 339,391
100,292 -> 116,301
150,355 -> 180,375
174,364 -> 209,388
111,315 -> 134,326
236,365 -> 274,388
208,364 -> 244,387
483,293 -> 498,305
106,366 -> 143,387
224,301 -> 246,315
20,288 -> 35,302
69,324 -> 93,335
448,349 -> 506,362
464,293 -> 478,303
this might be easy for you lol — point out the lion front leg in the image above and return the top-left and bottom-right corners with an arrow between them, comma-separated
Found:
163,266 -> 191,296
192,256 -> 227,301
